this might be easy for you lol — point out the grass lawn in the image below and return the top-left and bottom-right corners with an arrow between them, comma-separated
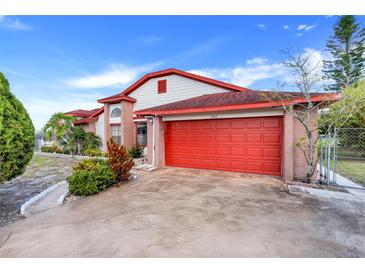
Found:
335,159 -> 365,187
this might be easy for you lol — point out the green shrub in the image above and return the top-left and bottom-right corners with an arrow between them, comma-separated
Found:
0,72 -> 35,183
41,145 -> 63,154
83,148 -> 106,157
128,144 -> 144,158
68,159 -> 114,196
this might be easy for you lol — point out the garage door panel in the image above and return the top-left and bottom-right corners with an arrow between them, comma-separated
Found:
246,162 -> 263,173
247,148 -> 262,157
246,119 -> 262,128
247,133 -> 262,142
216,147 -> 231,155
165,117 -> 282,176
263,148 -> 281,158
231,119 -> 245,129
263,163 -> 281,174
263,133 -> 281,143
216,119 -> 230,129
263,118 -> 280,128
216,134 -> 230,142
231,134 -> 245,142
232,147 -> 245,156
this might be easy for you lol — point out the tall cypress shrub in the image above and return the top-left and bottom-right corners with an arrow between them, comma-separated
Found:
0,72 -> 35,182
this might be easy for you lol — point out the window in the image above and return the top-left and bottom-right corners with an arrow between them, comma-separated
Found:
111,108 -> 121,117
157,79 -> 167,94
111,125 -> 121,144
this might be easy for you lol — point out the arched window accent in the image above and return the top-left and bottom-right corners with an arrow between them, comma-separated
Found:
111,108 -> 121,117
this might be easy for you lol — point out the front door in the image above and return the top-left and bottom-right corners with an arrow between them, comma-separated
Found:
137,123 -> 147,146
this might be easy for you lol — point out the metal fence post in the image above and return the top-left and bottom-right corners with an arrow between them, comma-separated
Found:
326,130 -> 331,184
333,127 -> 337,184
319,135 -> 324,182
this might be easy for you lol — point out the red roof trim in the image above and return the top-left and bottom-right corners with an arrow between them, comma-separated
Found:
64,109 -> 99,117
89,106 -> 104,117
72,107 -> 104,125
134,93 -> 341,116
97,68 -> 252,103
74,116 -> 99,125
97,94 -> 136,104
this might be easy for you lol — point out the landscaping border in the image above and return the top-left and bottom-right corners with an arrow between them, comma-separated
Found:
20,181 -> 67,216
35,151 -> 106,160
57,189 -> 69,206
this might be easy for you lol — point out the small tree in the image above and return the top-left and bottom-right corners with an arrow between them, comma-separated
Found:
320,81 -> 365,130
274,49 -> 357,183
0,72 -> 35,182
323,15 -> 365,91
107,138 -> 134,182
43,112 -> 75,141
43,113 -> 101,155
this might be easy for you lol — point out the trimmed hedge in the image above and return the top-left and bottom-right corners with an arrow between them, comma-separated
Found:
0,72 -> 35,183
41,145 -> 63,154
68,159 -> 114,196
83,148 -> 106,157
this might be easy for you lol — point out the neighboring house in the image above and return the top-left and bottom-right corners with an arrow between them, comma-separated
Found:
65,68 -> 339,181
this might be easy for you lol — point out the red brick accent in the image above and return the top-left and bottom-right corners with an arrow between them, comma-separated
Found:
121,101 -> 135,149
292,108 -> 318,181
103,103 -> 111,150
283,110 -> 294,181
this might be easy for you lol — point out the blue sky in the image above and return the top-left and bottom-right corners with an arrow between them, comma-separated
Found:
1,15 -> 365,130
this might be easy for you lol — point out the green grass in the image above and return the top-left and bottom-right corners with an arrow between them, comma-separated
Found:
335,159 -> 365,187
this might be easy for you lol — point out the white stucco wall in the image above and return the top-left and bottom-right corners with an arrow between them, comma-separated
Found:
95,112 -> 105,151
131,74 -> 228,111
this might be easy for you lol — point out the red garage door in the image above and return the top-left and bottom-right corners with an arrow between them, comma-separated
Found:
165,117 -> 282,176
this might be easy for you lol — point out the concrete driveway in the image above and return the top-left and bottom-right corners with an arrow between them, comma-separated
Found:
0,167 -> 364,257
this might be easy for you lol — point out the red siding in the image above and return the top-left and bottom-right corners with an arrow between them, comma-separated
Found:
165,117 -> 282,176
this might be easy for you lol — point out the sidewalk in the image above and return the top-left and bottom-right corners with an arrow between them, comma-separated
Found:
318,165 -> 365,201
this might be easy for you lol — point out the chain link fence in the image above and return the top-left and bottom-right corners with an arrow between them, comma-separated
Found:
335,128 -> 365,186
336,128 -> 365,160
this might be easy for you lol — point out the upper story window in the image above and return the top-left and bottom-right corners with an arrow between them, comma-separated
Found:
111,107 -> 121,117
157,80 -> 167,94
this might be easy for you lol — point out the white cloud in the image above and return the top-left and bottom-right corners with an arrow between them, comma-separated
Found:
297,24 -> 307,30
189,58 -> 287,87
0,16 -> 32,31
65,62 -> 160,88
189,48 -> 328,88
255,24 -> 266,30
301,48 -> 325,71
246,57 -> 268,65
283,25 -> 290,29
296,24 -> 317,36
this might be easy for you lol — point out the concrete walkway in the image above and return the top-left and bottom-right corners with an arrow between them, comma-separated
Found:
319,166 -> 365,200
23,182 -> 68,217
